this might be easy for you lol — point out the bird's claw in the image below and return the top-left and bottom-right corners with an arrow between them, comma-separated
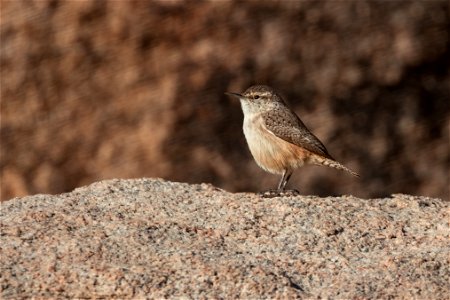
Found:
259,189 -> 300,198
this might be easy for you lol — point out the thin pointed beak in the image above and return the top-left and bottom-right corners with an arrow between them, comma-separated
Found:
225,92 -> 243,98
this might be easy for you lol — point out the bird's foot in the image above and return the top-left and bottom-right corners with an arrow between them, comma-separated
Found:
281,189 -> 300,197
259,189 -> 300,198
259,189 -> 280,198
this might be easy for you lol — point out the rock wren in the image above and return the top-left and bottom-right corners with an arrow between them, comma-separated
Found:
226,85 -> 359,197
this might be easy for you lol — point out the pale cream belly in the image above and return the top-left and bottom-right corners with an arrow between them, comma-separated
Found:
243,120 -> 311,175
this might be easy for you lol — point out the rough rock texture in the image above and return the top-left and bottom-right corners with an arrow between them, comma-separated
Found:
1,1 -> 449,201
1,178 -> 448,299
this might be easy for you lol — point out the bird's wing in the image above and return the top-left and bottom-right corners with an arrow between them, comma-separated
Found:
261,109 -> 334,160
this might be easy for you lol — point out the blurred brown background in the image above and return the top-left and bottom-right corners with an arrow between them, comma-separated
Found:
1,0 -> 449,201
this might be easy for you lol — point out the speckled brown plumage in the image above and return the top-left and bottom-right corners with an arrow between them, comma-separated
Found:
261,108 -> 333,160
226,85 -> 359,196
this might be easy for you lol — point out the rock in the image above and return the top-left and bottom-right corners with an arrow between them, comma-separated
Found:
1,178 -> 448,298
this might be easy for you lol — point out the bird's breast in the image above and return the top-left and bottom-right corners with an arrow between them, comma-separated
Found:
243,113 -> 309,174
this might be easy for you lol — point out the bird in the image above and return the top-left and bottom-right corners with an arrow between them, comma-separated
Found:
225,85 -> 359,197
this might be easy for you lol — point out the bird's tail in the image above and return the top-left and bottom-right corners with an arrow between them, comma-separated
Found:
316,157 -> 360,177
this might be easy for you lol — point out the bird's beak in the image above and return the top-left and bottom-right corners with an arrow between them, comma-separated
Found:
225,92 -> 243,99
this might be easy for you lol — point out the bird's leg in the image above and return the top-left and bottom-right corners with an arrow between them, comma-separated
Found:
277,169 -> 292,191
278,169 -> 299,196
261,169 -> 298,198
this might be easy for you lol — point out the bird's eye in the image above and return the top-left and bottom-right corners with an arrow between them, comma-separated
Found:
254,95 -> 260,100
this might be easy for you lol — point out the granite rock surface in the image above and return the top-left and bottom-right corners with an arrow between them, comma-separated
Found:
1,178 -> 449,299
